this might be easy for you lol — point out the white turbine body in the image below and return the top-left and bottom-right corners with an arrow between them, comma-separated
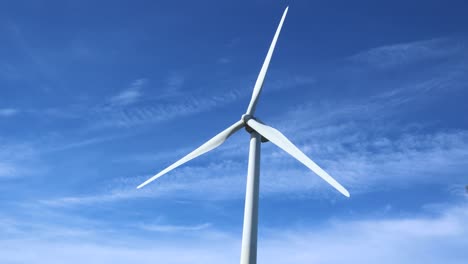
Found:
137,6 -> 349,264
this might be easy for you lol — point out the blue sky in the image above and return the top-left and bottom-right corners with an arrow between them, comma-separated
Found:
1,0 -> 468,263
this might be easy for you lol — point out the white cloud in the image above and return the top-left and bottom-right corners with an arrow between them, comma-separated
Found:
95,88 -> 241,128
40,161 -> 247,206
44,134 -> 126,153
40,126 -> 468,205
348,37 -> 465,69
20,37 -> 468,206
0,162 -> 16,177
0,142 -> 38,178
258,203 -> 468,264
0,108 -> 19,117
139,223 -> 212,233
109,78 -> 147,106
38,48 -> 468,203
165,72 -> 184,94
1,202 -> 467,264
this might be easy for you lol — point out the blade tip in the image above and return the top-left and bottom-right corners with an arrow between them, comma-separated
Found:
343,190 -> 350,198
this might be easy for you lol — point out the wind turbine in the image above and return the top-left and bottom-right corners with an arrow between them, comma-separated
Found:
137,6 -> 350,264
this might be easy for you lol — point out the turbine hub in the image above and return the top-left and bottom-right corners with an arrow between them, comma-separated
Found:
241,114 -> 253,124
242,115 -> 269,143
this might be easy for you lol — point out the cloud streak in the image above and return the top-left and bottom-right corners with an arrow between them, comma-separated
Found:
0,108 -> 19,117
1,201 -> 467,264
0,141 -> 38,178
40,126 -> 468,205
14,37 -> 468,205
348,37 -> 466,70
92,88 -> 241,128
139,223 -> 212,233
38,37 -> 468,204
109,78 -> 147,106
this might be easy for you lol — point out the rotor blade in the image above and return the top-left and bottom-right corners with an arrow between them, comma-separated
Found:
245,6 -> 288,115
137,120 -> 244,189
246,119 -> 350,197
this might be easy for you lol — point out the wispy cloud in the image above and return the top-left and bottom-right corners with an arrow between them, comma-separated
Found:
109,78 -> 147,106
0,108 -> 19,117
108,74 -> 184,108
39,125 -> 468,205
37,38 -> 468,203
139,222 -> 212,233
164,72 -> 185,95
40,161 -> 246,206
93,89 -> 241,128
0,142 -> 38,178
0,163 -> 16,178
1,201 -> 467,264
43,134 -> 126,153
258,203 -> 468,264
348,37 -> 466,70
10,37 -> 468,202
37,41 -> 468,203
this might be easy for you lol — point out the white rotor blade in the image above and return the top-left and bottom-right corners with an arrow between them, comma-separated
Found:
246,6 -> 288,115
137,120 -> 244,189
247,119 -> 350,197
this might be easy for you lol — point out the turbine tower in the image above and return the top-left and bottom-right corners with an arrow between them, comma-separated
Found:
137,6 -> 350,264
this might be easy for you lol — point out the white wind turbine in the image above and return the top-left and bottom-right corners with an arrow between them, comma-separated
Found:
137,6 -> 349,264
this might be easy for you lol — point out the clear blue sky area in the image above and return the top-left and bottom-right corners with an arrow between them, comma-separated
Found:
1,0 -> 467,263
